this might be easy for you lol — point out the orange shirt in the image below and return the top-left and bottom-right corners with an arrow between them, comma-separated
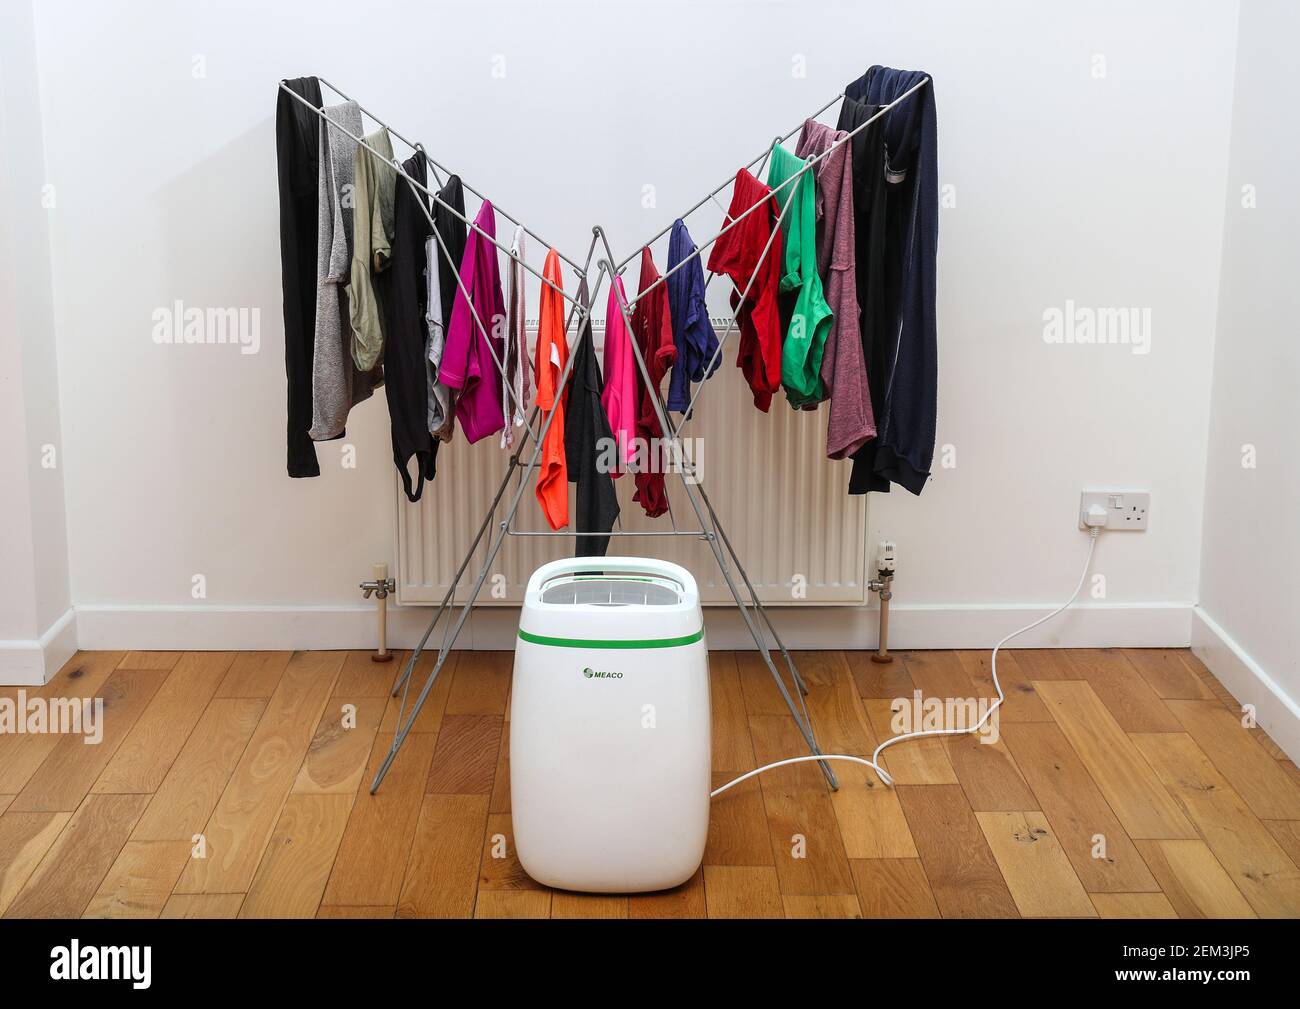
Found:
534,249 -> 569,529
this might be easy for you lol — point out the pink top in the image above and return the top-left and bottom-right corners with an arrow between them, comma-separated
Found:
441,201 -> 506,444
601,277 -> 637,476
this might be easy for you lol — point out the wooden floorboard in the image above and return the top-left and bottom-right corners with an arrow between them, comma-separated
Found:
0,647 -> 1295,918
14,670 -> 168,813
173,650 -> 343,895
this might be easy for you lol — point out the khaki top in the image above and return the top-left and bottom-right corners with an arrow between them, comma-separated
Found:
347,128 -> 396,371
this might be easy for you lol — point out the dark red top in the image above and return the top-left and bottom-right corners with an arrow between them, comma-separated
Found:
629,247 -> 678,518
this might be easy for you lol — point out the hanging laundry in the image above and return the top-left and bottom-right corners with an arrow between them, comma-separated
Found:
501,225 -> 529,449
310,101 -> 379,443
795,119 -> 874,459
426,176 -> 467,443
276,76 -> 324,478
836,95 -> 891,492
629,248 -> 677,518
347,128 -> 397,373
601,278 -> 637,475
665,220 -> 719,415
706,168 -> 784,412
566,280 -> 619,556
424,233 -> 451,441
767,144 -> 833,408
384,153 -> 436,501
533,249 -> 569,530
843,67 -> 938,496
442,201 -> 507,444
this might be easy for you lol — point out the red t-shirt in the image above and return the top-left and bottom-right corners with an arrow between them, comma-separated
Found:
706,168 -> 784,412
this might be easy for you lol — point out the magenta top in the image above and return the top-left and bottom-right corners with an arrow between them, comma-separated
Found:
601,277 -> 637,475
441,201 -> 506,444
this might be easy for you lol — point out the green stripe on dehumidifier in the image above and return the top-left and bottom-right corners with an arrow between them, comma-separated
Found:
517,627 -> 705,650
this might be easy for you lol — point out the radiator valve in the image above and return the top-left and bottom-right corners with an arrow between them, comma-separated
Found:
867,541 -> 896,664
359,562 -> 397,663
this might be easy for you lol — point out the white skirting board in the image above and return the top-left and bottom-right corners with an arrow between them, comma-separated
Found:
71,600 -> 1192,652
1192,606 -> 1300,765
0,608 -> 79,685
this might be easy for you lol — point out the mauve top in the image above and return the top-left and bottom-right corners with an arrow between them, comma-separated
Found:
795,118 -> 875,459
441,201 -> 506,444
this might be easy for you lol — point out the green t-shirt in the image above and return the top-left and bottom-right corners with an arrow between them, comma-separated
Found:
767,144 -> 833,406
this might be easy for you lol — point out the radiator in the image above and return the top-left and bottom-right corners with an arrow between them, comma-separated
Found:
395,319 -> 868,606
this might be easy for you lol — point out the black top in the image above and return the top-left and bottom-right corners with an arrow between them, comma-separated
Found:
433,176 -> 467,331
842,66 -> 938,497
276,76 -> 323,478
385,152 -> 436,501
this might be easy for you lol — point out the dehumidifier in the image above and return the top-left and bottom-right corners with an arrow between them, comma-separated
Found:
510,556 -> 710,893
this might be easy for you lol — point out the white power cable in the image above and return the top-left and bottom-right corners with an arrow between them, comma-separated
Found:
867,527 -> 1099,783
709,528 -> 1100,798
710,754 -> 894,798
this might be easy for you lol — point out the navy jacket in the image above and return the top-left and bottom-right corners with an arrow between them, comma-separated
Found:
843,66 -> 937,496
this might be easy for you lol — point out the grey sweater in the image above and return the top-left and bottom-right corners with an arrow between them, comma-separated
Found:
310,101 -> 377,440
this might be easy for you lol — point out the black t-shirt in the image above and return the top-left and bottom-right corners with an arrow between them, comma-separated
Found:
564,306 -> 619,557
385,152 -> 435,500
433,176 -> 467,333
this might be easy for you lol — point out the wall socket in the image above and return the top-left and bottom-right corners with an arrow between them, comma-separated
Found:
1079,491 -> 1150,531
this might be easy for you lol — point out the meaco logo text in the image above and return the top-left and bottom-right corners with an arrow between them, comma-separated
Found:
49,941 -> 151,990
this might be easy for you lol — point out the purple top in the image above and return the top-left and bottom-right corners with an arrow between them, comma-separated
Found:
441,201 -> 506,443
796,119 -> 875,459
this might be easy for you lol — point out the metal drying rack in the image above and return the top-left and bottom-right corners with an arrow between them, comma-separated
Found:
277,72 -> 929,794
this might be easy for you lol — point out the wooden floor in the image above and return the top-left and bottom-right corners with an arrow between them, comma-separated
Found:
1,648 -> 1298,919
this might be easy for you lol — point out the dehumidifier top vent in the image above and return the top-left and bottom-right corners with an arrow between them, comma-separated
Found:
521,557 -> 702,645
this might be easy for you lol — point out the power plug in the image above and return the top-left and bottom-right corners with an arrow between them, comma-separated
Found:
1079,491 -> 1150,531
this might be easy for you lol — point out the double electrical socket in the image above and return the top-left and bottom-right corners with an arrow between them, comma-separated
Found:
1079,490 -> 1150,531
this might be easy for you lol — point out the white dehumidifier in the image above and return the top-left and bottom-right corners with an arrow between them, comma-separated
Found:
510,556 -> 710,893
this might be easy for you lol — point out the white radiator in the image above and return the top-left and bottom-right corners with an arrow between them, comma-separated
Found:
395,319 -> 868,606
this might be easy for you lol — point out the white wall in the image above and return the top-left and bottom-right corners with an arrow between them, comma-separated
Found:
1194,0 -> 1300,758
22,0 -> 1240,651
0,0 -> 75,681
